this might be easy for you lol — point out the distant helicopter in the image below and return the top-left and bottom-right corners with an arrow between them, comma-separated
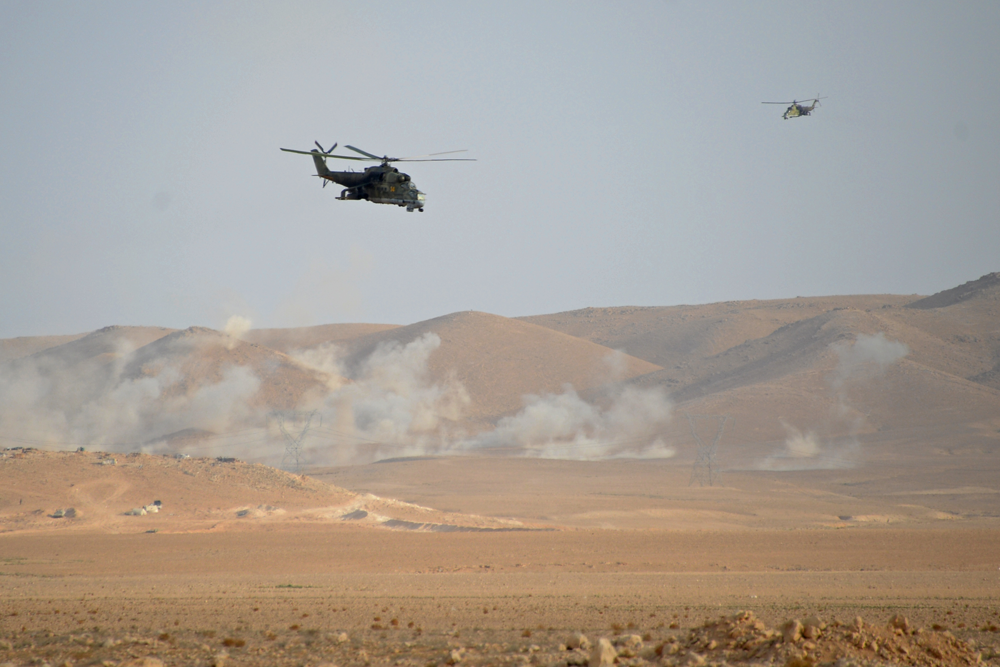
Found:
280,142 -> 474,212
762,97 -> 827,120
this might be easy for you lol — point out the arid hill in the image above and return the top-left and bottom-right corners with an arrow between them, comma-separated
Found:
243,322 -> 401,353
0,332 -> 88,364
330,310 -> 662,424
0,449 -> 531,534
520,276 -> 1000,453
121,326 -> 332,411
2,274 -> 998,464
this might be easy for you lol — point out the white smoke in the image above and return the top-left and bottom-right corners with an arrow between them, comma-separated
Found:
0,330 -> 265,452
831,332 -> 909,391
759,332 -> 909,471
757,420 -> 857,471
285,333 -> 471,466
222,315 -> 253,348
1,328 -> 673,467
461,380 -> 674,460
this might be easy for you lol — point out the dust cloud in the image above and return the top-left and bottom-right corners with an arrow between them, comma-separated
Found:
0,332 -> 262,452
460,379 -> 674,460
1,329 -> 674,467
759,333 -> 908,471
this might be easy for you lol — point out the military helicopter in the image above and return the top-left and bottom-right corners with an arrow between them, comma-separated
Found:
762,97 -> 827,120
280,142 -> 474,212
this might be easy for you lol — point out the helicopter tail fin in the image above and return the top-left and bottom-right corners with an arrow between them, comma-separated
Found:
311,151 -> 331,178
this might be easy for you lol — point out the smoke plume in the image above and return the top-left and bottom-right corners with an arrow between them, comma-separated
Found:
1,328 -> 673,467
460,379 -> 674,460
758,332 -> 908,470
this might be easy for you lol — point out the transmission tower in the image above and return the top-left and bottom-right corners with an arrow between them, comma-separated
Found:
269,410 -> 320,473
686,412 -> 729,487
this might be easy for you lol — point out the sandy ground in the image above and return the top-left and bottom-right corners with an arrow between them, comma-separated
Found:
3,453 -> 1000,666
1,528 -> 999,666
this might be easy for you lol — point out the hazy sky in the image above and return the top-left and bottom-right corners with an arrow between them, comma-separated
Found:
2,1 -> 998,338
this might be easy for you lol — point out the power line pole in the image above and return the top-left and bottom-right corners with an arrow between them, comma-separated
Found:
686,412 -> 729,487
269,410 -> 320,473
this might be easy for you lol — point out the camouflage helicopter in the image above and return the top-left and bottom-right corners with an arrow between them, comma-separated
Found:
280,142 -> 474,212
762,97 -> 827,120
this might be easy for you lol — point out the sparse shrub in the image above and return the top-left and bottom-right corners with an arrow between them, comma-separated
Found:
521,629 -> 532,638
611,622 -> 624,633
289,624 -> 300,631
222,637 -> 245,648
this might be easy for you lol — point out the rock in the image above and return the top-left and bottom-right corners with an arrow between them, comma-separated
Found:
211,651 -> 228,667
638,645 -> 659,660
782,619 -> 803,644
119,659 -> 165,667
614,634 -> 643,657
621,634 -> 643,652
801,617 -> 823,640
567,633 -> 591,651
336,632 -> 349,644
888,614 -> 910,633
682,652 -> 707,666
589,638 -> 616,667
448,648 -> 465,664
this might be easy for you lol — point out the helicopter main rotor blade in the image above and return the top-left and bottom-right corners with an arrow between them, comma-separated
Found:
280,148 -> 369,160
393,158 -> 477,162
762,101 -> 795,105
344,145 -> 383,160
395,149 -> 470,160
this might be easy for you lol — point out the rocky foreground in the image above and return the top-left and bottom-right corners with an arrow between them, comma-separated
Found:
1,611 -> 996,667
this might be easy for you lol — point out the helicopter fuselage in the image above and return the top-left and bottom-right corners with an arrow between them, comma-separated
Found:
312,153 -> 425,212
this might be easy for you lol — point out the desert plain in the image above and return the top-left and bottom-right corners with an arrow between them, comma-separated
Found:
2,273 -> 1000,666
